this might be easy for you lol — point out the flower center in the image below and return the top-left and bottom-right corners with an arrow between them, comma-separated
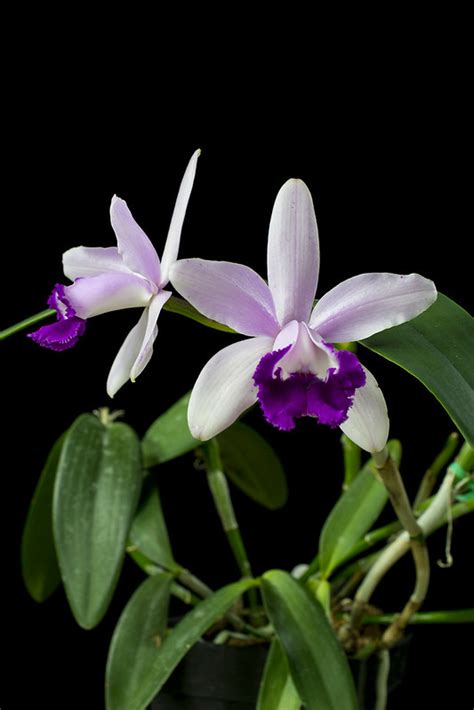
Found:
253,322 -> 366,431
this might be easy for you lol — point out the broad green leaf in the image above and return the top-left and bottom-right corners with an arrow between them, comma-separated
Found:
217,422 -> 287,509
122,578 -> 257,710
53,414 -> 143,629
318,442 -> 402,577
129,481 -> 175,570
142,392 -> 199,467
262,570 -> 357,710
257,639 -> 301,710
21,433 -> 65,602
361,294 -> 474,446
106,572 -> 172,710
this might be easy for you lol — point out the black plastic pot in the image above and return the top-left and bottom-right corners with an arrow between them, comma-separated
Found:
150,640 -> 268,709
151,635 -> 411,709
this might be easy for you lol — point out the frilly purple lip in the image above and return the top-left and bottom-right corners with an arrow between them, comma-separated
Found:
253,345 -> 366,431
28,284 -> 86,352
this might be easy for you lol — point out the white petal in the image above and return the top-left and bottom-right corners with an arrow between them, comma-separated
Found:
106,291 -> 171,397
63,246 -> 131,280
160,149 -> 201,286
65,272 -> 154,319
188,336 -> 274,440
131,291 -> 171,380
310,273 -> 438,342
110,195 -> 161,285
267,179 -> 320,326
339,366 -> 389,453
170,258 -> 279,336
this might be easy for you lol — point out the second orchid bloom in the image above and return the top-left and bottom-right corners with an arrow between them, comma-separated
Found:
30,150 -> 200,396
170,179 -> 437,453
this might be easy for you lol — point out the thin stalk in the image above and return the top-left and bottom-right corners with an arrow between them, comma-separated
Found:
203,439 -> 260,620
374,650 -> 390,710
352,468 -> 456,645
176,568 -> 214,598
414,432 -> 459,507
0,308 -> 55,340
367,450 -> 430,646
363,608 -> 474,625
128,546 -> 268,639
127,548 -> 200,605
0,296 -> 234,343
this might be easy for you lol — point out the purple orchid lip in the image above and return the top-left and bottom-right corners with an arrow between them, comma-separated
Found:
253,345 -> 366,432
28,283 -> 87,352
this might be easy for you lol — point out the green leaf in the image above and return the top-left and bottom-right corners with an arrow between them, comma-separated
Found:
142,392 -> 199,467
318,443 -> 401,577
53,414 -> 143,629
119,578 -> 257,710
261,570 -> 357,710
217,422 -> 288,509
257,640 -> 301,710
129,481 -> 175,570
106,572 -> 172,710
361,294 -> 474,446
21,433 -> 65,602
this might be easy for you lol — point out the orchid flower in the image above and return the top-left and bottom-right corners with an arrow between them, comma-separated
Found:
170,179 -> 437,453
30,150 -> 200,397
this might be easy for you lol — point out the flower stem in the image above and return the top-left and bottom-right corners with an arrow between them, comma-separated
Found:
371,449 -> 431,646
351,465 -> 457,645
414,432 -> 459,507
203,438 -> 260,620
363,608 -> 474,625
347,449 -> 428,640
0,308 -> 55,340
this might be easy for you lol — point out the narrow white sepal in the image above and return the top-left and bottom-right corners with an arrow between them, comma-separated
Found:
339,366 -> 389,453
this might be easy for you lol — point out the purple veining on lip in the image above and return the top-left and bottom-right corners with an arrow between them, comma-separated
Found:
253,345 -> 366,431
28,283 -> 87,351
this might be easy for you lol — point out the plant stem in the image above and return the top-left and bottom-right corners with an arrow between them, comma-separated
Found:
203,439 -> 260,620
0,308 -> 55,340
369,450 -> 430,646
127,546 -> 268,638
363,608 -> 474,625
0,297 -> 234,343
374,649 -> 390,710
176,568 -> 214,598
414,432 -> 459,507
352,466 -> 456,644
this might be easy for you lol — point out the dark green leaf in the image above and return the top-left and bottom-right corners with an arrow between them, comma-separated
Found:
129,481 -> 175,570
218,422 -> 287,509
142,392 -> 199,467
257,639 -> 301,710
262,570 -> 357,710
53,414 -> 143,629
120,578 -> 257,710
21,433 -> 65,602
318,443 -> 402,577
106,572 -> 172,710
361,294 -> 474,446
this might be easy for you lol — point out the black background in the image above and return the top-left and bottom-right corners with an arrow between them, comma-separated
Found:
1,25 -> 472,710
